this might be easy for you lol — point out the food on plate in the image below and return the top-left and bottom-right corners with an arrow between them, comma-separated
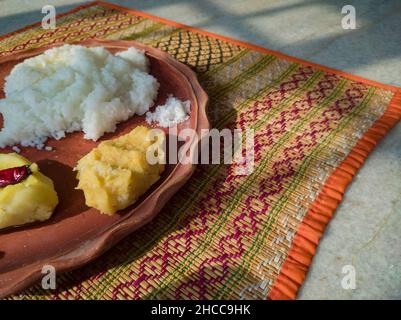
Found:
0,153 -> 59,229
0,45 -> 159,149
75,126 -> 165,215
146,96 -> 191,128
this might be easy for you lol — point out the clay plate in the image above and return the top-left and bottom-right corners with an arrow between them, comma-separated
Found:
0,39 -> 209,298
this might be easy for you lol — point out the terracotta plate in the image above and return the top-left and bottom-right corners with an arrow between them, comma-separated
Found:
0,39 -> 209,298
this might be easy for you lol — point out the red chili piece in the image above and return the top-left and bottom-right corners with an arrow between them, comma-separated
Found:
0,165 -> 32,188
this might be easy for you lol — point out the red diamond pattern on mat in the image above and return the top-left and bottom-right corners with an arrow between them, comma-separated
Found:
106,69 -> 349,300
170,83 -> 368,300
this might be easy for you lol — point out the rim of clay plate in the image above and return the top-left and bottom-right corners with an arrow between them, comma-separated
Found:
0,38 -> 209,298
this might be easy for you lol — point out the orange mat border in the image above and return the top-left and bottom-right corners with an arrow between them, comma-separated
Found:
1,1 -> 400,300
268,91 -> 401,299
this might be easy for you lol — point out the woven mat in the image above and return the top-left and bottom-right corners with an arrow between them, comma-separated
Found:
2,2 -> 400,300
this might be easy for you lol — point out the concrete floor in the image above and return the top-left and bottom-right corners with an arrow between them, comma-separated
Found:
0,0 -> 400,300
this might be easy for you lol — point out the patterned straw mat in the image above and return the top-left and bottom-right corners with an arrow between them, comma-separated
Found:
2,1 -> 400,300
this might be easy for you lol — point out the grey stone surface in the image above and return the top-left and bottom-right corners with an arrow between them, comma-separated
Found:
0,0 -> 400,299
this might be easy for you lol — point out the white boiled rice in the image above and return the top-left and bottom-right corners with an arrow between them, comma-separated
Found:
146,96 -> 191,128
0,44 -> 159,149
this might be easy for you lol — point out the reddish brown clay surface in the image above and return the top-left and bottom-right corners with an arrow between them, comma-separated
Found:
0,39 -> 209,298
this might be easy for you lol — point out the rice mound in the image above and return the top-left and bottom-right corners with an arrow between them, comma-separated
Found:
0,45 -> 160,149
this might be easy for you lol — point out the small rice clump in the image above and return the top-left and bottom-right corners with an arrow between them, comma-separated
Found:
0,44 -> 159,149
146,96 -> 191,128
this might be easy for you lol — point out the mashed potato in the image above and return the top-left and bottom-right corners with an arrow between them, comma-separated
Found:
0,153 -> 59,229
0,45 -> 159,149
75,126 -> 165,215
